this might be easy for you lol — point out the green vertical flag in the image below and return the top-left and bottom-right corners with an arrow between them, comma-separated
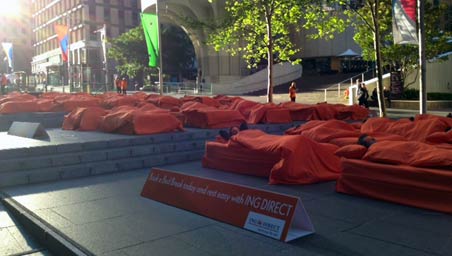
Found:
141,13 -> 159,67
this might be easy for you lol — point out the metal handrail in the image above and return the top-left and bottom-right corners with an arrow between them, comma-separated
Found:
320,68 -> 376,102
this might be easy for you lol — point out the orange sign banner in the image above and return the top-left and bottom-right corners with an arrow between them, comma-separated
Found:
141,168 -> 314,241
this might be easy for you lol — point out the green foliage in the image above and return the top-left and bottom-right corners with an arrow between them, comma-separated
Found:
427,92 -> 452,101
208,0 -> 305,69
108,26 -> 150,79
401,88 -> 419,100
108,25 -> 196,81
402,89 -> 452,100
304,0 -> 452,90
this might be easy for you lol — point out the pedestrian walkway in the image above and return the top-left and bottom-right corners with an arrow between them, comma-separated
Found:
2,161 -> 451,256
0,201 -> 50,256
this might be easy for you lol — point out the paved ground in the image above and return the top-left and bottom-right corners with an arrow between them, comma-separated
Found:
1,162 -> 451,256
0,201 -> 51,256
0,91 -> 451,255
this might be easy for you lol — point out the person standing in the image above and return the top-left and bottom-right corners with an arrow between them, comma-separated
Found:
1,74 -> 7,95
115,77 -> 121,94
120,77 -> 128,95
289,81 -> 297,102
357,80 -> 369,108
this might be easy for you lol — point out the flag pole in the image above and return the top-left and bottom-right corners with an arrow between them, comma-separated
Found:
103,24 -> 109,92
417,0 -> 426,114
156,0 -> 163,95
66,15 -> 71,93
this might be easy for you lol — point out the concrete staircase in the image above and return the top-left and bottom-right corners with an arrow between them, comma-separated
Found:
0,123 -> 298,188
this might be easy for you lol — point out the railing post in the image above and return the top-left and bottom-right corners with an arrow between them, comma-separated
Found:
324,89 -> 327,102
338,83 -> 340,97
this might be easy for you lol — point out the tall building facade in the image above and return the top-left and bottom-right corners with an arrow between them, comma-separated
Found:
0,0 -> 33,74
31,0 -> 141,89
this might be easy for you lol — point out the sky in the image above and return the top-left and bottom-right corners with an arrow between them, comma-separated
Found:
0,1 -> 22,17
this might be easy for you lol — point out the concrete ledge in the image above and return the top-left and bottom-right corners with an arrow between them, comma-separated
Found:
0,112 -> 66,131
1,196 -> 92,256
0,148 -> 28,160
391,100 -> 452,110
0,171 -> 29,187
60,165 -> 91,180
107,148 -> 131,160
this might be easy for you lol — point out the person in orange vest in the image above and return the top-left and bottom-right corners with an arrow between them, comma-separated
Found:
115,77 -> 121,94
120,77 -> 128,95
344,87 -> 350,100
1,74 -> 7,95
289,81 -> 297,102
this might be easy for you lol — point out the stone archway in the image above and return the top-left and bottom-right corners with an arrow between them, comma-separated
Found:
141,0 -> 247,84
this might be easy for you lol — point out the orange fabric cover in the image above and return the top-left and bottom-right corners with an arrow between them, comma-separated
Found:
336,158 -> 452,214
426,131 -> 452,144
203,141 -> 280,177
247,104 -> 292,124
102,95 -> 138,109
310,103 -> 340,120
247,104 -> 273,124
363,140 -> 452,168
36,99 -> 59,112
62,107 -> 108,131
99,108 -> 136,134
335,104 -> 370,120
329,137 -> 359,147
62,108 -> 86,130
0,93 -> 36,105
133,112 -> 184,135
0,101 -> 39,114
180,101 -> 216,113
138,103 -> 166,112
280,102 -> 315,121
184,109 -> 245,128
264,108 -> 292,123
61,98 -> 100,112
228,99 -> 259,119
203,130 -> 341,184
335,145 -> 368,159
195,96 -> 221,107
78,108 -> 109,131
285,120 -> 359,143
147,95 -> 181,110
361,117 -> 449,142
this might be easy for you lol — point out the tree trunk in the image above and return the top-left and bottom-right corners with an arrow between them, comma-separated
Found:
371,0 -> 387,117
265,10 -> 273,103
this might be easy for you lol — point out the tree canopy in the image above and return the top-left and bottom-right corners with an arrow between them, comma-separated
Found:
108,24 -> 196,83
207,0 -> 307,102
305,0 -> 451,87
108,26 -> 149,80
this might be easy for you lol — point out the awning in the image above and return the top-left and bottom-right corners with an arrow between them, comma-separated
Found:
337,49 -> 360,57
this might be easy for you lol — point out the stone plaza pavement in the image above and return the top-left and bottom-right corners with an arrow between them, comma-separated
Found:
0,122 -> 451,256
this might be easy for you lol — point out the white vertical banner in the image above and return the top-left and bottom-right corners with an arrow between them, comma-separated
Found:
392,0 -> 418,45
1,42 -> 13,70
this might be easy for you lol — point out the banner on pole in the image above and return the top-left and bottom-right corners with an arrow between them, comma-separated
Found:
1,42 -> 13,69
141,168 -> 315,242
141,13 -> 159,68
54,24 -> 69,62
392,0 -> 418,44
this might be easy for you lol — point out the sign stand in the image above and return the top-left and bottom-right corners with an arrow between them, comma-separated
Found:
141,168 -> 315,242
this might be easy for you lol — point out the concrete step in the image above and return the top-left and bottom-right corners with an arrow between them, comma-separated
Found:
0,139 -> 207,173
0,150 -> 205,188
0,123 -> 298,188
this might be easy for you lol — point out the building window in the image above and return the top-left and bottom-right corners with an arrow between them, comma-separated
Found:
125,10 -> 132,26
